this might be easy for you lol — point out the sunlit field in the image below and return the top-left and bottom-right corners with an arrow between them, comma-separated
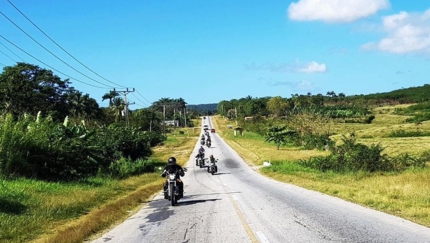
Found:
212,107 -> 430,227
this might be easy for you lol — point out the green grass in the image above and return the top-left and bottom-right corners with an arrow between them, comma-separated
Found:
0,176 -> 158,243
213,112 -> 430,227
0,119 -> 201,243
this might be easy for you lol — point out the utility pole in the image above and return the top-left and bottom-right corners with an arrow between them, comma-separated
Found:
184,108 -> 187,127
163,105 -> 166,139
114,88 -> 135,127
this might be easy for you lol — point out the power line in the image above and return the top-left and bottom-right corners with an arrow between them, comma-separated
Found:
0,62 -> 7,67
136,90 -> 153,104
131,92 -> 151,107
0,50 -> 17,62
0,34 -> 112,89
5,0 -> 127,88
0,41 -> 25,61
0,11 -> 118,89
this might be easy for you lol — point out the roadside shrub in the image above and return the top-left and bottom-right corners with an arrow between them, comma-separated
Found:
388,129 -> 430,137
364,115 -> 375,124
299,134 -> 392,172
107,158 -> 165,179
301,134 -> 335,150
299,134 -> 427,173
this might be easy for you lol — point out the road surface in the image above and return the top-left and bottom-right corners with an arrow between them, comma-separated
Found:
93,117 -> 430,243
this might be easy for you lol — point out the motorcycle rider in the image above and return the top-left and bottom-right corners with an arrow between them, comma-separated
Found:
161,157 -> 185,198
198,146 -> 205,156
208,154 -> 218,173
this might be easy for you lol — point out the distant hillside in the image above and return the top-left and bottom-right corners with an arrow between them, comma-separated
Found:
347,84 -> 430,103
187,103 -> 218,113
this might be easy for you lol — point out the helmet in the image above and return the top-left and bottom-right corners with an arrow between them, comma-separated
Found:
210,155 -> 214,158
168,157 -> 176,165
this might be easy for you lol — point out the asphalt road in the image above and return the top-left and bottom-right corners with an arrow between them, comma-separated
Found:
92,117 -> 430,243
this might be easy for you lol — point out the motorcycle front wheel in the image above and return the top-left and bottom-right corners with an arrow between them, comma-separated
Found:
170,187 -> 175,206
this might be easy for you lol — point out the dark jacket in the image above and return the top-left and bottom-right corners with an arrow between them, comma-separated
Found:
161,164 -> 185,178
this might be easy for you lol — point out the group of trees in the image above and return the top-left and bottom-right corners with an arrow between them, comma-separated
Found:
0,62 -> 198,132
0,62 -> 197,180
217,93 -> 371,121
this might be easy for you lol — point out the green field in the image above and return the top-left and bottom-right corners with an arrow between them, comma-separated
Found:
212,105 -> 430,228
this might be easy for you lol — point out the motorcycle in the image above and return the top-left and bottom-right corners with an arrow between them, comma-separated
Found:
163,168 -> 187,206
206,140 -> 211,148
200,139 -> 205,145
198,157 -> 205,168
196,152 -> 204,166
207,159 -> 218,175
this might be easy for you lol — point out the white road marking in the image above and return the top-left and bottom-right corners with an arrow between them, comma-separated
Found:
255,231 -> 270,243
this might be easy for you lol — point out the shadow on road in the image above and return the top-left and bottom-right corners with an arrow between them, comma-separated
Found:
178,198 -> 221,206
212,172 -> 230,175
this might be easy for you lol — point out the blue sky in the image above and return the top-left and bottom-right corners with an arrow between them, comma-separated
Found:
1,0 -> 429,107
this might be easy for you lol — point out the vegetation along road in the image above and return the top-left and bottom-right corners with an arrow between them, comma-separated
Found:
92,116 -> 430,243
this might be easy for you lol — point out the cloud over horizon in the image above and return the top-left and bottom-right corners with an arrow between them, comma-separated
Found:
362,9 -> 430,54
245,61 -> 327,73
288,0 -> 390,23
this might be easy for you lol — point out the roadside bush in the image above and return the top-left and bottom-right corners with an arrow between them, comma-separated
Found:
301,134 -> 334,150
0,114 -> 159,180
107,158 -> 166,179
388,129 -> 430,137
299,134 -> 427,173
299,134 -> 390,172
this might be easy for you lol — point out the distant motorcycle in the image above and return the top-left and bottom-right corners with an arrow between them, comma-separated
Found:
200,139 -> 205,145
198,157 -> 205,168
206,140 -> 211,148
163,168 -> 187,206
196,151 -> 205,165
207,159 -> 218,175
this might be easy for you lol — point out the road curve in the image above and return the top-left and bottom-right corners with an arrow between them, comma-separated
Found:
92,117 -> 430,243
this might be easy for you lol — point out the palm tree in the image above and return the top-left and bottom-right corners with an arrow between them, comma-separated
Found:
110,97 -> 124,122
102,90 -> 119,106
265,125 -> 297,150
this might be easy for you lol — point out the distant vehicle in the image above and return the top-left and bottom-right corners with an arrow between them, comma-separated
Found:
203,116 -> 206,119
211,129 -> 215,133
203,125 -> 208,128
204,128 -> 209,131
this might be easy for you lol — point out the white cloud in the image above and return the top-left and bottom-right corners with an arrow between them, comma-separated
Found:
300,61 -> 327,73
296,80 -> 318,92
245,61 -> 327,73
288,0 -> 390,23
362,9 -> 430,54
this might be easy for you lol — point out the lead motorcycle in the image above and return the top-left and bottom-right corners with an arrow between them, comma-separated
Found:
162,168 -> 187,206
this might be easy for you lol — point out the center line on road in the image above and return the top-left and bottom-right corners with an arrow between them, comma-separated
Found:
223,184 -> 258,243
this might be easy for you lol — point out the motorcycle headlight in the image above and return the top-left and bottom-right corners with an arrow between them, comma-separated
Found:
169,174 -> 175,180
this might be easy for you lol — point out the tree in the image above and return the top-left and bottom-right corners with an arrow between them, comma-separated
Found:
264,125 -> 296,150
110,97 -> 125,122
102,90 -> 119,106
267,96 -> 289,117
0,62 -> 70,119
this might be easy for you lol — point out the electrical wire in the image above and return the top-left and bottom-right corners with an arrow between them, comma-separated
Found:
1,11 -> 118,89
136,90 -> 153,105
0,50 -> 17,63
131,92 -> 151,107
1,41 -> 25,61
0,34 -> 112,89
5,0 -> 127,88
